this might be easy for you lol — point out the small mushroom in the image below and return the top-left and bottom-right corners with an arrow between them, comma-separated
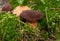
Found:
2,3 -> 12,11
12,6 -> 31,16
20,10 -> 43,28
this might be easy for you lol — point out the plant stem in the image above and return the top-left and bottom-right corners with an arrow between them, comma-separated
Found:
45,7 -> 50,31
49,8 -> 60,10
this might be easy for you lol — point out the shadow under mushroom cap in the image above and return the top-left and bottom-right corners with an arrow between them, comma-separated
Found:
20,10 -> 43,21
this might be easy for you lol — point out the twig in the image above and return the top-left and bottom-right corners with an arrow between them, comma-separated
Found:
49,8 -> 60,10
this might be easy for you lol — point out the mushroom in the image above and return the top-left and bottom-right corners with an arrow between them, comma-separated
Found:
2,3 -> 12,11
20,10 -> 43,28
12,6 -> 31,16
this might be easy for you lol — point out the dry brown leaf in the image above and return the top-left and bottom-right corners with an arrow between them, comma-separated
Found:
12,6 -> 31,16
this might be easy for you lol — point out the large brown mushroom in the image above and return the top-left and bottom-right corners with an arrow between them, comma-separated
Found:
20,10 -> 43,28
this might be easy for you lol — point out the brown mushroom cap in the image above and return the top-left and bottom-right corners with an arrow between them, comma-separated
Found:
20,10 -> 43,21
2,3 -> 12,11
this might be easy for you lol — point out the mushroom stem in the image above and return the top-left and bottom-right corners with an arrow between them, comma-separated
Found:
26,21 -> 38,28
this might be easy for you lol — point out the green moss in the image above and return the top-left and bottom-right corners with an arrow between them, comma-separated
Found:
0,0 -> 60,41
